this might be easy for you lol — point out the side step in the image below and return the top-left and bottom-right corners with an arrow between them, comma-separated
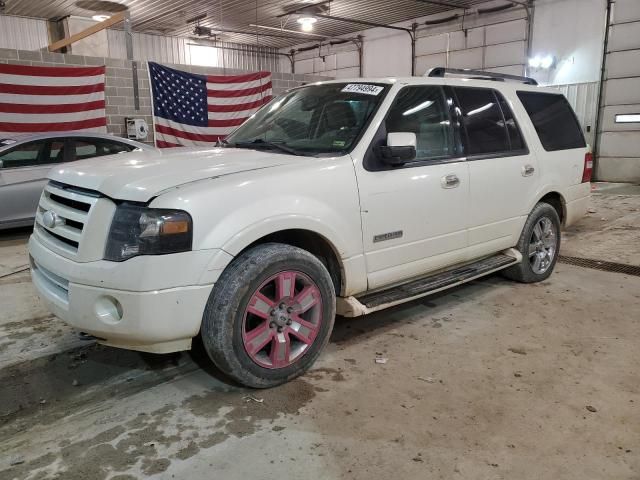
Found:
337,249 -> 521,317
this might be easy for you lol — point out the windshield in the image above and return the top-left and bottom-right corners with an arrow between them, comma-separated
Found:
226,82 -> 389,156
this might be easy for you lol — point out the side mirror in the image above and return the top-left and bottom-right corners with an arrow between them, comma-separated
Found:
375,132 -> 416,166
0,160 -> 3,169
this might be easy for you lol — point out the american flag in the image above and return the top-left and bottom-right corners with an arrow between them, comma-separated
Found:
149,62 -> 272,148
0,64 -> 106,137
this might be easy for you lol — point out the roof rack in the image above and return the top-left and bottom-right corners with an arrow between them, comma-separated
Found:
427,67 -> 538,86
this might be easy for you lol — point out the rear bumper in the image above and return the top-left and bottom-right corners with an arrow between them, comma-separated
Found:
29,235 -> 213,353
564,183 -> 591,227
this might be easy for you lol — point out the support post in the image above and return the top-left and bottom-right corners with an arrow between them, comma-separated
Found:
410,23 -> 418,76
593,0 -> 613,179
524,0 -> 535,77
123,12 -> 140,111
289,50 -> 296,74
352,35 -> 364,77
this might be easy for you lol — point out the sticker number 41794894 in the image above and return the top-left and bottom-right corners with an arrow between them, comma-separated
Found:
341,84 -> 384,96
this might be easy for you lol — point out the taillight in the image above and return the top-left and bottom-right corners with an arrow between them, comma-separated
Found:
582,152 -> 593,183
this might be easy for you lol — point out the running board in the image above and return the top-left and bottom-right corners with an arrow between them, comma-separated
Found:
337,249 -> 522,317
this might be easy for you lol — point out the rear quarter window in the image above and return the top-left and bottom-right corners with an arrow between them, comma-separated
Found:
517,92 -> 586,151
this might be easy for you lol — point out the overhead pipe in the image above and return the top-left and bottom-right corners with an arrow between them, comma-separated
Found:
425,14 -> 460,25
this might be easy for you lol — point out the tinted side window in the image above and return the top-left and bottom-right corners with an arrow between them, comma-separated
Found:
385,86 -> 453,161
454,87 -> 510,156
497,93 -> 525,151
0,141 -> 46,168
101,141 -> 133,155
72,140 -> 99,160
46,141 -> 66,164
517,92 -> 586,151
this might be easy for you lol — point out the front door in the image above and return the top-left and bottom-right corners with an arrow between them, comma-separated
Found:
356,85 -> 469,290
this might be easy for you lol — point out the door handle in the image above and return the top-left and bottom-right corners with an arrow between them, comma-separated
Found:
441,174 -> 460,189
522,164 -> 535,177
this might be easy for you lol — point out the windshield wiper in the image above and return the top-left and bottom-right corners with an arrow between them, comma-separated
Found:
233,139 -> 304,156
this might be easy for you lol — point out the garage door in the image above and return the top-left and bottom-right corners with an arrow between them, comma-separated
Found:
597,0 -> 640,182
415,12 -> 528,77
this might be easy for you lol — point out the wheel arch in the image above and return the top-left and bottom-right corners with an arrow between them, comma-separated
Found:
537,191 -> 566,225
239,229 -> 344,295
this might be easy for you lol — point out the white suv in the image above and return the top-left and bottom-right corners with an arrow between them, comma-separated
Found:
28,69 -> 591,388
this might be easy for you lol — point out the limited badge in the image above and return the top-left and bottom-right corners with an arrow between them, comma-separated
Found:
373,231 -> 403,243
341,84 -> 384,96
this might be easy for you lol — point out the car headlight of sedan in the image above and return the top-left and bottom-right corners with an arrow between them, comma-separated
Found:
104,203 -> 193,262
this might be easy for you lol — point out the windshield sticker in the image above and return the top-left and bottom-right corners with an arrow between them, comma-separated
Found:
333,140 -> 346,147
341,84 -> 384,96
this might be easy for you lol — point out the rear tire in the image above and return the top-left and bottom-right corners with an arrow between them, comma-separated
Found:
503,202 -> 561,283
201,243 -> 336,388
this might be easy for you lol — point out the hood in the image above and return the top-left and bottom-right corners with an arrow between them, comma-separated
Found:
48,147 -> 300,202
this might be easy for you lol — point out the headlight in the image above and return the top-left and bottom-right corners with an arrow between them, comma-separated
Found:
104,203 -> 193,262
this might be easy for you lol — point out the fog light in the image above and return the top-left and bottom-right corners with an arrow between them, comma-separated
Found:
95,296 -> 124,324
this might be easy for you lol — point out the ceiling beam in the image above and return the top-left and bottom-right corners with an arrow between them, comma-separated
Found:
278,0 -> 333,17
415,0 -> 468,8
205,26 -> 324,40
503,0 -> 532,7
48,11 -> 127,52
249,23 -> 327,39
311,13 -> 413,33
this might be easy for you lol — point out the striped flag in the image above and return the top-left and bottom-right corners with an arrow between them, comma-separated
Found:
148,62 -> 272,148
0,64 -> 106,137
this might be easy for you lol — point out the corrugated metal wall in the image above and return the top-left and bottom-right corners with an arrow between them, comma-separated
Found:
0,15 -> 49,50
551,82 -> 600,148
107,30 -> 192,64
294,42 -> 361,78
107,30 -> 281,71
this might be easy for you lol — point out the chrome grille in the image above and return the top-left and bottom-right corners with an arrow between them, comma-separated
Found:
30,256 -> 69,306
34,182 -> 100,258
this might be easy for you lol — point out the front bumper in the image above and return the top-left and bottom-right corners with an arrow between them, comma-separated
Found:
29,235 -> 214,353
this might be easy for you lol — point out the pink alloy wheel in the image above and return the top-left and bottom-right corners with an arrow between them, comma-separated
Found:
242,270 -> 323,369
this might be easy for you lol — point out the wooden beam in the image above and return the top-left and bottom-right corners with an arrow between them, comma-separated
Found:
48,11 -> 127,52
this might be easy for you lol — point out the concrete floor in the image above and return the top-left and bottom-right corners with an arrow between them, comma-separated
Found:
1,185 -> 639,480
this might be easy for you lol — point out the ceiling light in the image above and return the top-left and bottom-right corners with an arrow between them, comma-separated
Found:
297,16 -> 317,32
528,54 -> 556,70
540,55 -> 555,69
92,14 -> 111,22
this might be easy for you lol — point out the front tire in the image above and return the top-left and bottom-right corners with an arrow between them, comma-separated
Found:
201,243 -> 336,388
503,202 -> 561,283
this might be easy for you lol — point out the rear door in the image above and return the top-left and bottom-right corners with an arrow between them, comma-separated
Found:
452,86 -> 538,258
0,140 -> 64,226
356,85 -> 470,289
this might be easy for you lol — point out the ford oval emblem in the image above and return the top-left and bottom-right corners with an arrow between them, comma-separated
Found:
42,210 -> 58,229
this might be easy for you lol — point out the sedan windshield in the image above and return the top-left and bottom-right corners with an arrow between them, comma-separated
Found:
226,83 -> 389,156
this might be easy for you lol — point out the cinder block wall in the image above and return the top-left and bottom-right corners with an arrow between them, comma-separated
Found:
0,48 -> 328,144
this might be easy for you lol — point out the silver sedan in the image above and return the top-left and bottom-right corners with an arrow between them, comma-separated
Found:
0,132 -> 153,230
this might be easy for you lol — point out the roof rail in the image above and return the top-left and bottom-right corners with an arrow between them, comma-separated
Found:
427,67 -> 538,86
